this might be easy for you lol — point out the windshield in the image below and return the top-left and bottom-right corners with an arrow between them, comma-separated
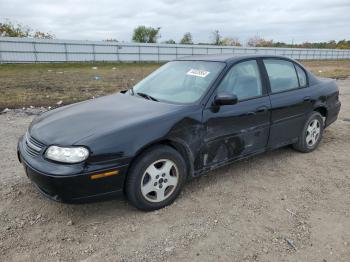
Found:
132,61 -> 225,104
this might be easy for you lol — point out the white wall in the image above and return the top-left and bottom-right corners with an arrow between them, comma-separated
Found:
0,37 -> 349,63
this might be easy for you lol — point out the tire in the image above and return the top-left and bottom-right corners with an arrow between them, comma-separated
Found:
292,112 -> 324,153
125,145 -> 187,211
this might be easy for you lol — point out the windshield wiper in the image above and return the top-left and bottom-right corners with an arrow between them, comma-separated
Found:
136,92 -> 159,102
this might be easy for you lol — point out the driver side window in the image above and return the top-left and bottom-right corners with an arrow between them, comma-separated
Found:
217,60 -> 262,101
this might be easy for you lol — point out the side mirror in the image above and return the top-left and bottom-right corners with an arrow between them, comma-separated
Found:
213,93 -> 238,106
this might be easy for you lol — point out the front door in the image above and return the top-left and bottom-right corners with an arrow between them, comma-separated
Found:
201,59 -> 271,168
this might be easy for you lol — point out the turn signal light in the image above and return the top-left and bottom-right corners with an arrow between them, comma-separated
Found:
90,170 -> 119,180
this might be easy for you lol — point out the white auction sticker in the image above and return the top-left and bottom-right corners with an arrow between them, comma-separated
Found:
186,69 -> 210,78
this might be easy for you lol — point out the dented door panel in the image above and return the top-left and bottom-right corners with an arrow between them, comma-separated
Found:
202,96 -> 271,168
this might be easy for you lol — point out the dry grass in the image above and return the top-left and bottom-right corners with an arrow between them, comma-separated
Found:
302,60 -> 350,79
0,63 -> 160,109
0,60 -> 349,109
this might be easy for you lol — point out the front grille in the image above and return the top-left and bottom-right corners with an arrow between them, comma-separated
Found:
24,132 -> 46,157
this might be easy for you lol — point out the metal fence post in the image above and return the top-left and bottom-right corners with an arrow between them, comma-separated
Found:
0,40 -> 3,64
157,45 -> 160,62
33,41 -> 38,63
175,46 -> 178,58
116,44 -> 120,62
64,43 -> 68,62
92,43 -> 96,62
138,45 -> 141,62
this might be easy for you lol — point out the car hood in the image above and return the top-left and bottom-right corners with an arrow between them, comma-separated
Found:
29,93 -> 186,146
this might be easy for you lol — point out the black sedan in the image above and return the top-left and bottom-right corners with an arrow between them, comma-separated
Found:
17,55 -> 341,211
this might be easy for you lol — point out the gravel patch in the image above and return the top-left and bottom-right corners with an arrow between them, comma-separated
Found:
0,79 -> 349,261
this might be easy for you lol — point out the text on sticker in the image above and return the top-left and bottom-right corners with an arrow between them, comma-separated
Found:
186,69 -> 210,78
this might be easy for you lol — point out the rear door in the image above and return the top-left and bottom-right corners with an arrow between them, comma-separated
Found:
202,59 -> 271,168
262,58 -> 312,149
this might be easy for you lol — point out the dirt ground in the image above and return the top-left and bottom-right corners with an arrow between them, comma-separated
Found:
0,79 -> 349,262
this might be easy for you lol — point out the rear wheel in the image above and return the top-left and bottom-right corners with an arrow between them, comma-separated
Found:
125,145 -> 186,211
292,112 -> 324,153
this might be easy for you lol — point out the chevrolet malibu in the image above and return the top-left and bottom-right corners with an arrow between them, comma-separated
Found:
17,55 -> 341,211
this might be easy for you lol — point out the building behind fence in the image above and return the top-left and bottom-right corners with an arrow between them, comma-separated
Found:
1,36 -> 350,63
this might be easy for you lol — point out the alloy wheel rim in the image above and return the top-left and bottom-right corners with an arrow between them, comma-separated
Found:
306,119 -> 321,147
140,159 -> 179,203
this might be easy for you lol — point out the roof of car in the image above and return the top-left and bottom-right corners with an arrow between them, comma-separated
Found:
175,54 -> 293,63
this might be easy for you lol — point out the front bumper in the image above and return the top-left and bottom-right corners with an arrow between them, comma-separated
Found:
18,137 -> 128,203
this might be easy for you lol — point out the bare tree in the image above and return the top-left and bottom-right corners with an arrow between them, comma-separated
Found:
247,35 -> 273,47
212,30 -> 222,45
221,37 -> 242,46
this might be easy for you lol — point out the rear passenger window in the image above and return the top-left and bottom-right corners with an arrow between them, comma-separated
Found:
295,64 -> 307,87
263,59 -> 299,93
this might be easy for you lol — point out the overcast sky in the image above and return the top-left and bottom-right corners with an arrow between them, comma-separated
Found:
1,0 -> 349,44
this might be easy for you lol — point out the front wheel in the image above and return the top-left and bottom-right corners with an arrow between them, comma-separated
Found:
125,145 -> 187,211
292,112 -> 324,153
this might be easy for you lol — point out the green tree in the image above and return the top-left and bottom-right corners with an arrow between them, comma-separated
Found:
132,26 -> 161,43
164,39 -> 176,44
180,32 -> 193,44
0,19 -> 54,38
336,40 -> 350,49
0,20 -> 30,37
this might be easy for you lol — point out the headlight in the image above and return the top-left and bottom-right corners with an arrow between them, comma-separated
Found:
45,146 -> 89,163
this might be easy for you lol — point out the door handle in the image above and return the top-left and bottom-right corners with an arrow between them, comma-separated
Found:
304,96 -> 312,102
247,106 -> 268,116
255,106 -> 268,113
